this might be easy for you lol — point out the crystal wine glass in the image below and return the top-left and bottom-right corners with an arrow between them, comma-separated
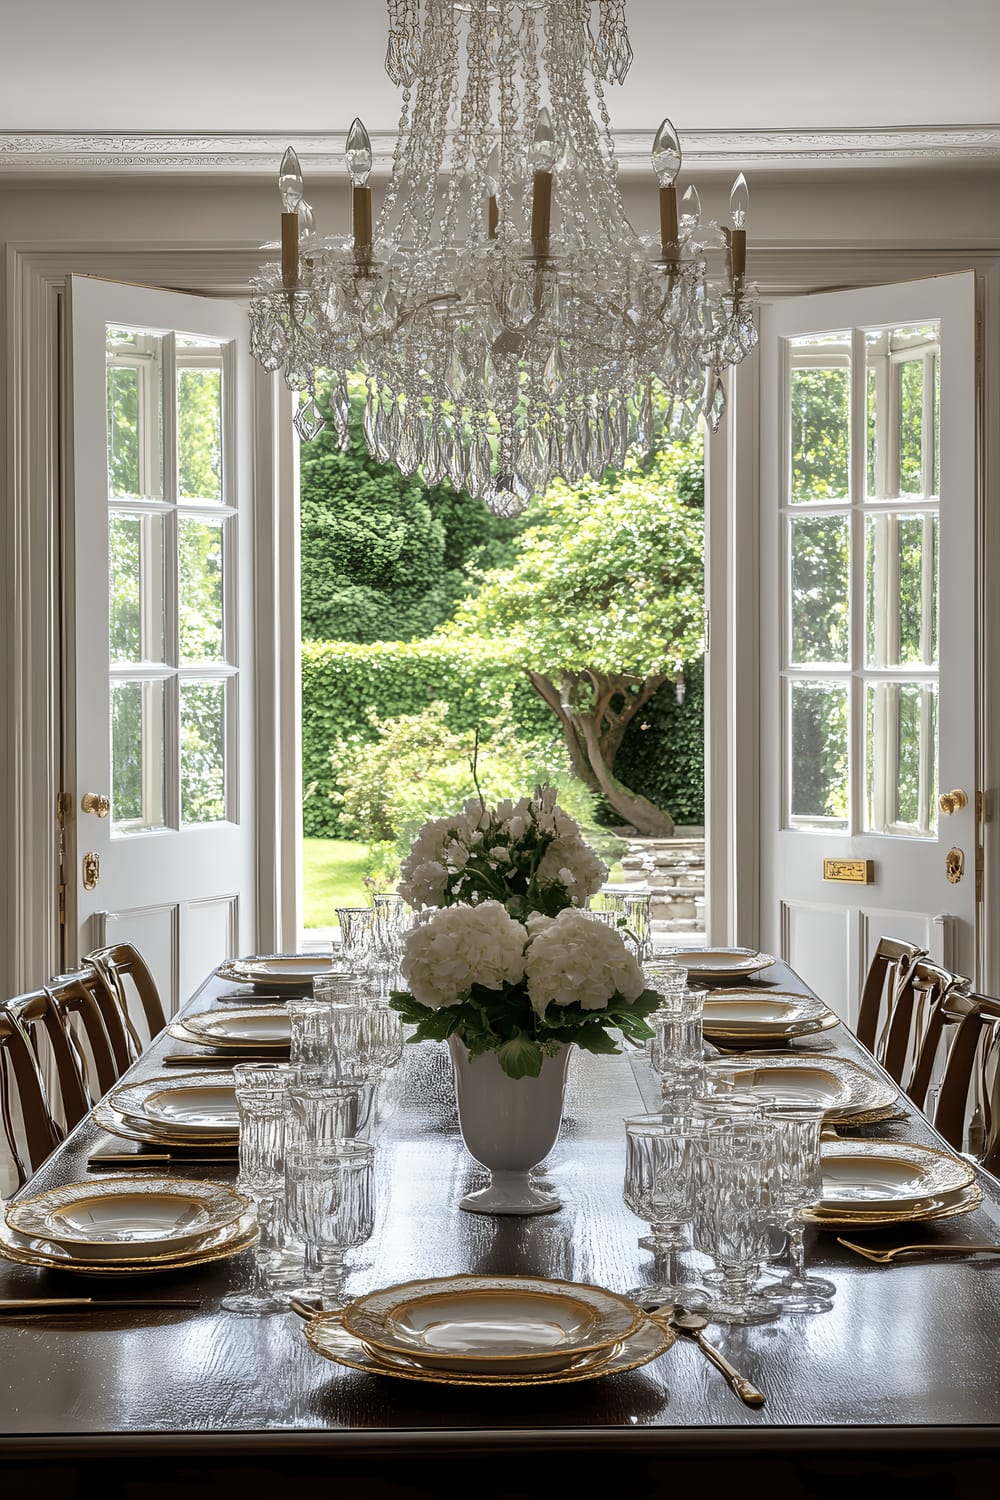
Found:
622,1111 -> 710,1311
691,1118 -> 780,1325
286,1139 -> 376,1308
760,1100 -> 836,1313
221,1061 -> 297,1315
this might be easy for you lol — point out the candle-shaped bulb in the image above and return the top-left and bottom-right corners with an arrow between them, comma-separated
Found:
529,107 -> 558,172
730,172 -> 750,230
278,146 -> 304,212
681,183 -> 702,222
651,118 -> 681,186
346,117 -> 373,186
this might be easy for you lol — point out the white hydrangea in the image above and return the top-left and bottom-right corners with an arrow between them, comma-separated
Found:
523,907 -> 646,1018
397,811 -> 477,907
399,900 -> 528,1010
535,833 -> 607,903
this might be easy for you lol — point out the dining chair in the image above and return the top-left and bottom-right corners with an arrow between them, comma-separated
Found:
0,1002 -> 68,1189
83,941 -> 169,1055
42,966 -> 136,1102
854,936 -> 928,1054
877,956 -> 971,1091
907,988 -> 1000,1173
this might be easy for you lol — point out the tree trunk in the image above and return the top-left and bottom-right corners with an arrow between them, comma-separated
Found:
524,668 -> 675,836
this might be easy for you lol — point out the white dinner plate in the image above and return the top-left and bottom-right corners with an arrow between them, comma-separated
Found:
813,1139 -> 976,1214
701,1052 -> 899,1121
0,1208 -> 258,1275
701,991 -> 839,1043
107,1073 -> 239,1141
172,1008 -> 291,1048
217,953 -> 341,990
659,946 -> 776,980
5,1177 -> 248,1261
342,1274 -> 644,1375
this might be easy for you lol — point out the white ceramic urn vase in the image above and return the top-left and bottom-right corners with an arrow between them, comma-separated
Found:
447,1036 -> 573,1215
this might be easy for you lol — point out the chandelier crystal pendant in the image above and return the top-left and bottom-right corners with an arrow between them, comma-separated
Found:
248,0 -> 759,516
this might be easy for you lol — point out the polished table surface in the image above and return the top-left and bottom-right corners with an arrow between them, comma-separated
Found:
2,960 -> 1000,1496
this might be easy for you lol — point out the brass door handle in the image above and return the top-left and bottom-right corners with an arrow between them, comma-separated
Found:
938,789 -> 968,815
81,793 -> 110,817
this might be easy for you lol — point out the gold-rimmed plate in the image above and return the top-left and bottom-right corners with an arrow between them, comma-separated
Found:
217,954 -> 341,991
95,1072 -> 239,1147
660,947 -> 776,981
701,991 -> 840,1046
0,1208 -> 257,1276
169,1009 -> 291,1050
701,1053 -> 898,1122
813,1139 -> 976,1214
4,1176 -> 248,1261
108,1073 -> 239,1141
304,1310 -> 675,1386
803,1180 -> 984,1230
344,1274 -> 644,1375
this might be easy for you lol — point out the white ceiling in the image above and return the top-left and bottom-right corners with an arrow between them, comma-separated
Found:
2,0 -> 998,173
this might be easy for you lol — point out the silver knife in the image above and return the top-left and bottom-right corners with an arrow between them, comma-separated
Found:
0,1297 -> 202,1312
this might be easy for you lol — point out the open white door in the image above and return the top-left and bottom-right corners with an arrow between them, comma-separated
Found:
758,272 -> 979,1021
64,276 -> 257,1015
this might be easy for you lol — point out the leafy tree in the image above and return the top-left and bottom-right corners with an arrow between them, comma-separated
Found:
444,440 -> 706,835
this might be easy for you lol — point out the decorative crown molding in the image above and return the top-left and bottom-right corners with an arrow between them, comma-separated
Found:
0,126 -> 998,179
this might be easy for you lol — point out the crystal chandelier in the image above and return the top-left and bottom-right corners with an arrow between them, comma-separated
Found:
248,0 -> 758,515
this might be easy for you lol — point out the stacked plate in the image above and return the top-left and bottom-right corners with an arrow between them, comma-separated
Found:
95,1071 -> 240,1147
658,946 -> 777,982
216,953 -> 342,993
701,1052 -> 900,1124
168,1008 -> 291,1052
0,1176 -> 255,1276
802,1140 -> 983,1229
701,991 -> 840,1049
303,1275 -> 676,1387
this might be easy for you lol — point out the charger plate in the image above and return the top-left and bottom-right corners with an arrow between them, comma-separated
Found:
106,1073 -> 239,1142
659,947 -> 776,980
169,1009 -> 291,1049
344,1274 -> 644,1375
304,1310 -> 675,1387
701,1053 -> 898,1122
812,1139 -> 976,1214
0,1209 -> 257,1275
5,1176 -> 248,1260
217,954 -> 341,991
701,991 -> 839,1047
802,1180 -> 983,1230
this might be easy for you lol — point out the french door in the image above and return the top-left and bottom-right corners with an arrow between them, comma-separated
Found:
757,272 -> 979,1022
64,276 -> 258,1015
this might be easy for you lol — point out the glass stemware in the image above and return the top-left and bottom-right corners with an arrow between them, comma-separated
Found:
622,1111 -> 710,1311
647,985 -> 707,1103
221,1061 -> 297,1315
691,1118 -> 780,1325
286,1139 -> 376,1308
760,1100 -> 836,1313
334,906 -> 375,972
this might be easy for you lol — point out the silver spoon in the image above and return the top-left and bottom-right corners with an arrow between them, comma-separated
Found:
657,1303 -> 766,1408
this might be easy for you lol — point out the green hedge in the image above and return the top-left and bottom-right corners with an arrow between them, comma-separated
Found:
302,639 -> 705,838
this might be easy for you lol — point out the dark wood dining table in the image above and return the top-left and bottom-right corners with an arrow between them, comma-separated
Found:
2,958 -> 1000,1499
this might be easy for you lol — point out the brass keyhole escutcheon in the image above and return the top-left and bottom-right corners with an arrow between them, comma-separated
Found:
945,847 -> 965,884
82,851 -> 100,890
938,789 -> 968,816
81,793 -> 110,818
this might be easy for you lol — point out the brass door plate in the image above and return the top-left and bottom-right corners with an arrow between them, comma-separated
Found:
946,847 -> 965,884
82,851 -> 100,890
823,858 -> 874,884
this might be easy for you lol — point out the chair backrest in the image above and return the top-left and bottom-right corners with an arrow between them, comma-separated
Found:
84,942 -> 168,1053
43,966 -> 134,1100
880,957 -> 971,1092
855,936 -> 928,1054
909,989 -> 1000,1173
0,1004 -> 63,1190
4,987 -> 92,1135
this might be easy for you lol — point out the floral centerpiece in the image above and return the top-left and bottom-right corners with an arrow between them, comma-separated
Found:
390,787 -> 659,1079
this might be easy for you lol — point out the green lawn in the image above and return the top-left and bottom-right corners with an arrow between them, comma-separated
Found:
301,836 -> 625,929
302,839 -> 373,928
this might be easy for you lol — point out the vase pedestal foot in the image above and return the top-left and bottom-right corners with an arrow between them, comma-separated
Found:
459,1170 -> 562,1216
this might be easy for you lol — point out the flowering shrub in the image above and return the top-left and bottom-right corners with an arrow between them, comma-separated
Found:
391,898 -> 658,1079
397,785 -> 608,920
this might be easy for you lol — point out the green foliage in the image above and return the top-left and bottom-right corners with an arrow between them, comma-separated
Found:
613,664 -> 706,826
446,438 -> 706,679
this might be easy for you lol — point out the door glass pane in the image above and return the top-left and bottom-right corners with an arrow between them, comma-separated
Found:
789,515 -> 849,664
866,682 -> 938,836
109,511 -> 166,665
111,678 -> 167,833
898,358 -> 924,495
788,334 -> 851,503
179,518 -> 225,663
180,680 -> 227,824
789,680 -> 848,829
177,343 -> 224,503
865,514 -> 938,667
106,327 -> 163,500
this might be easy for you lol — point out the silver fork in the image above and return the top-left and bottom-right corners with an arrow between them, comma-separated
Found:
837,1237 -> 1000,1264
